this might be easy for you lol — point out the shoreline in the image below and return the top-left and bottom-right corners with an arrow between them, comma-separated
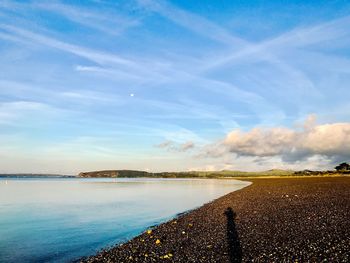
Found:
1,174 -> 346,180
82,176 -> 350,262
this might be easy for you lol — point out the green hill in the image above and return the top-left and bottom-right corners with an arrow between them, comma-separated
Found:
78,169 -> 295,178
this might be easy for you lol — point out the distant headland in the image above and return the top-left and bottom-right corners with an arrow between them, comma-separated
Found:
3,162 -> 349,178
78,167 -> 350,178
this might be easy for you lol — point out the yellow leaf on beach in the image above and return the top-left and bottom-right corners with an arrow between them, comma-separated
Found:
156,239 -> 161,244
147,229 -> 152,234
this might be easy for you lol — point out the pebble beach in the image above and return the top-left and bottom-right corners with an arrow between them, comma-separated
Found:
82,177 -> 350,262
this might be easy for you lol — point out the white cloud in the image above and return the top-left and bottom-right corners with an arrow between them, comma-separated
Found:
225,127 -> 295,157
300,123 -> 350,158
156,140 -> 195,152
180,141 -> 195,151
204,115 -> 350,164
156,140 -> 173,149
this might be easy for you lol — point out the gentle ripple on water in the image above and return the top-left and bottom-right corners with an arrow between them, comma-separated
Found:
0,177 -> 250,262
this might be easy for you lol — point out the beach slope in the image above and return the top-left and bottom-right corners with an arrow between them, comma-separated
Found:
82,177 -> 350,262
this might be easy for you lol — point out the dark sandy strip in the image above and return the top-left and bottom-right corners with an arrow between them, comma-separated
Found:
82,177 -> 350,262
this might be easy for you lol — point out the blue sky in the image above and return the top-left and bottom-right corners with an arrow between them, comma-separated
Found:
1,0 -> 350,174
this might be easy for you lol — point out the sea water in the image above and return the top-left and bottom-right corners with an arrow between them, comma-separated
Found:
0,178 -> 250,262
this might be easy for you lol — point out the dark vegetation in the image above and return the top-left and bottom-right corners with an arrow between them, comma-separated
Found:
78,164 -> 350,178
335,162 -> 350,171
78,169 -> 294,178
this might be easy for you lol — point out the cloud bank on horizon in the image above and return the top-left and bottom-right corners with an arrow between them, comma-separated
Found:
202,115 -> 350,166
0,0 -> 350,174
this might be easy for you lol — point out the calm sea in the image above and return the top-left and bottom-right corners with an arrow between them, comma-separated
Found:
0,177 -> 250,262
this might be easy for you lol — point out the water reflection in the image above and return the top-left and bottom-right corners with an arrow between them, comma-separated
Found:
0,178 -> 250,262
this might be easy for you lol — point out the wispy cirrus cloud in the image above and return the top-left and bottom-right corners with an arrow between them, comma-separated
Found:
137,0 -> 246,47
0,100 -> 66,125
0,0 -> 140,36
0,25 -> 133,66
0,0 -> 349,173
34,2 -> 140,36
135,0 -> 327,118
203,15 -> 350,70
0,1 -> 292,127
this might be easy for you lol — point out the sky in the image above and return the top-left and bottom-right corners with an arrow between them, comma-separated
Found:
0,0 -> 350,174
